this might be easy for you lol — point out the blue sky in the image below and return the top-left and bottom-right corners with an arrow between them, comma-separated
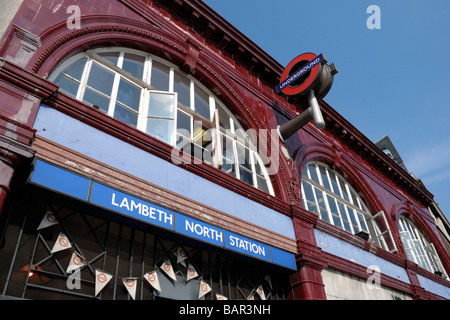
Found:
203,0 -> 450,220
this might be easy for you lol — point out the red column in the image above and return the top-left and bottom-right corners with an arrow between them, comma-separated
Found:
288,211 -> 327,300
0,138 -> 35,216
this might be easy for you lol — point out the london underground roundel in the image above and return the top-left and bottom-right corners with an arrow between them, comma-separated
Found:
276,52 -> 337,105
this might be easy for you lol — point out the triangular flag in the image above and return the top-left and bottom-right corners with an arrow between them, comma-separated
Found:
247,294 -> 255,300
216,293 -> 228,300
198,280 -> 211,299
161,259 -> 177,281
95,270 -> 112,296
66,252 -> 86,273
122,277 -> 138,300
186,263 -> 199,282
51,233 -> 72,253
144,271 -> 161,292
175,247 -> 188,266
256,284 -> 266,300
37,211 -> 58,230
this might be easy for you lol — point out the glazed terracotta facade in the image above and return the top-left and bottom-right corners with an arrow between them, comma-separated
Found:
0,0 -> 448,300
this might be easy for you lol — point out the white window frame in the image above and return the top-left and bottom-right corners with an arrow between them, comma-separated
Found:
48,47 -> 274,195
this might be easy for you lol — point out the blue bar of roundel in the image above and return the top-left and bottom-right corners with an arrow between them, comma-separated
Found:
30,160 -> 90,201
270,247 -> 297,270
224,231 -> 271,262
175,214 -> 224,247
89,182 -> 174,230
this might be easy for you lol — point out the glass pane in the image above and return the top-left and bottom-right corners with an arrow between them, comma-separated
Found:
194,85 -> 210,119
62,58 -> 86,80
148,92 -> 175,118
339,178 -> 350,202
307,164 -> 320,184
174,71 -> 190,107
113,104 -> 138,127
357,212 -> 368,232
329,171 -> 341,197
221,160 -> 235,176
83,88 -> 110,113
314,187 -> 329,223
87,63 -> 115,95
147,118 -> 173,144
117,79 -> 141,111
98,52 -> 119,65
177,111 -> 191,138
338,201 -> 352,232
236,143 -> 251,171
327,195 -> 342,229
150,60 -> 170,91
221,134 -> 234,161
217,105 -> 231,129
122,53 -> 145,80
319,165 -> 331,191
54,74 -> 79,97
256,176 -> 269,193
239,167 -> 254,185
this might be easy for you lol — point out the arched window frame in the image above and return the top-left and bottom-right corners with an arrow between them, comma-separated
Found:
48,47 -> 274,195
301,161 -> 397,252
398,216 -> 448,278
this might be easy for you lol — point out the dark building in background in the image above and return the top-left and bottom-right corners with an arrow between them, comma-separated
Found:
0,0 -> 448,300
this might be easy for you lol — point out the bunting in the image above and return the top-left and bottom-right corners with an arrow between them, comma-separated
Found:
66,252 -> 86,273
198,280 -> 211,299
186,263 -> 199,282
95,270 -> 113,297
37,212 -> 270,301
161,259 -> 177,281
37,211 -> 58,230
122,278 -> 138,300
144,271 -> 161,292
51,233 -> 72,253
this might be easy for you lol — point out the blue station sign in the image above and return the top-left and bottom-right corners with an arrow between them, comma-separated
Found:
30,159 -> 297,270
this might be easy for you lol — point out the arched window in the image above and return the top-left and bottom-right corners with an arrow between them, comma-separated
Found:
49,47 -> 273,195
399,217 -> 447,278
301,161 -> 397,252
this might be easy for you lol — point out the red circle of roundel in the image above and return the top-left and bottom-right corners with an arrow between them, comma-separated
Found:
279,52 -> 321,96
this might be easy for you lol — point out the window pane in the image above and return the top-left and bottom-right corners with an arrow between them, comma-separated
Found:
174,71 -> 190,107
87,63 -> 115,95
83,88 -> 110,113
54,74 -> 79,97
194,85 -> 210,119
239,167 -> 253,185
221,134 -> 234,161
177,111 -> 191,138
148,92 -> 175,118
307,164 -> 320,184
122,53 -> 145,80
338,201 -> 352,232
236,143 -> 251,171
150,60 -> 170,91
62,58 -> 86,80
314,187 -> 329,223
147,118 -> 173,144
328,171 -> 341,197
319,165 -> 331,191
327,195 -> 342,229
221,161 -> 235,176
117,79 -> 141,111
98,52 -> 119,65
114,104 -> 138,127
339,178 -> 350,202
217,105 -> 231,129
256,176 -> 269,193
